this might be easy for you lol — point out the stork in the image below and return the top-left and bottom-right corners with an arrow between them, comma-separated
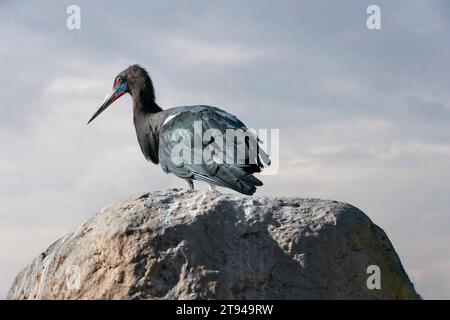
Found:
87,65 -> 270,195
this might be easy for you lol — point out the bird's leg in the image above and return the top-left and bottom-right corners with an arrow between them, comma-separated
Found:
208,183 -> 220,194
186,179 -> 194,191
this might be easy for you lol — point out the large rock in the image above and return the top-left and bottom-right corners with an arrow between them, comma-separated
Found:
7,189 -> 420,299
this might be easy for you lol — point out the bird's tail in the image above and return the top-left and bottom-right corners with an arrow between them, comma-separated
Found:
211,164 -> 263,195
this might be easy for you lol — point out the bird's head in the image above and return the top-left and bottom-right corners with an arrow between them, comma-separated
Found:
87,65 -> 154,124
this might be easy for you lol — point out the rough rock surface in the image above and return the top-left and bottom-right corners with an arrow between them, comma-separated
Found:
8,189 -> 420,300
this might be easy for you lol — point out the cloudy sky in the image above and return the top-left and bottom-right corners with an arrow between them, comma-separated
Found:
1,0 -> 449,299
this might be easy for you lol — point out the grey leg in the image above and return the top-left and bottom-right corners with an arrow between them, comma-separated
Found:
208,182 -> 220,194
208,183 -> 216,191
186,179 -> 194,191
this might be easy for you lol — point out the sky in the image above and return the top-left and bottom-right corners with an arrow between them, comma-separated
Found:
0,0 -> 449,299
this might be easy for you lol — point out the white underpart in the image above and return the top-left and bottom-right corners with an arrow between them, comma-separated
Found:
162,112 -> 182,127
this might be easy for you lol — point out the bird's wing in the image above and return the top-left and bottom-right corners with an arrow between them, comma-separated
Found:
158,105 -> 271,195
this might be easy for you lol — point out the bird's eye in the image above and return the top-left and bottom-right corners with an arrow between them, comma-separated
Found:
116,77 -> 122,84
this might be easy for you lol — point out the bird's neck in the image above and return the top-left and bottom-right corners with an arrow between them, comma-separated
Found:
131,87 -> 162,114
133,99 -> 162,115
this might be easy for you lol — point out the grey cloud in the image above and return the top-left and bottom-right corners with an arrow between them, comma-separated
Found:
0,0 -> 449,299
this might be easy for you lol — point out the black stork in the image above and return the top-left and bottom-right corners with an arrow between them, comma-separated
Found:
87,65 -> 270,195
